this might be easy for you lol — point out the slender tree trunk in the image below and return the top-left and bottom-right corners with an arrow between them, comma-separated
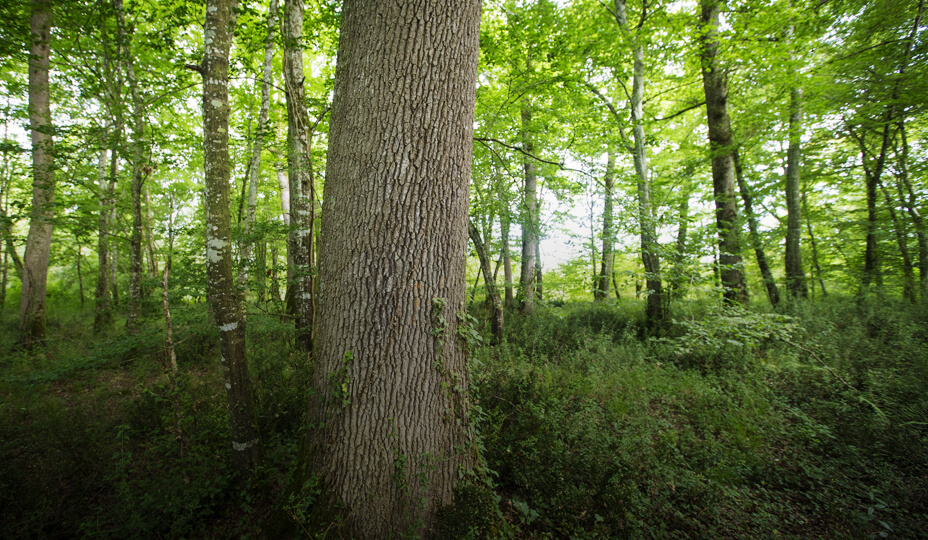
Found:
19,0 -> 56,347
501,211 -> 515,309
94,148 -> 114,333
613,0 -> 663,326
269,244 -> 281,306
534,236 -> 543,301
520,99 -> 538,314
116,0 -> 146,332
302,1 -> 480,534
595,150 -> 616,301
238,0 -> 278,307
469,220 -> 504,343
283,0 -> 315,353
878,178 -> 916,302
895,123 -> 928,299
144,183 -> 158,281
0,152 -> 24,283
111,244 -> 119,306
802,190 -> 826,298
669,194 -> 689,300
196,0 -> 261,474
698,0 -> 747,305
784,25 -> 807,299
76,239 -> 84,307
734,150 -> 780,307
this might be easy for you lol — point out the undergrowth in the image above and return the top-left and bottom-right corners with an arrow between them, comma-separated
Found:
1,296 -> 926,538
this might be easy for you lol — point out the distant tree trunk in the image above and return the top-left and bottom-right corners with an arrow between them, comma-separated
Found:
196,0 -> 261,474
269,244 -> 281,306
255,239 -> 267,305
595,150 -> 616,301
301,0 -> 480,534
878,178 -> 916,302
612,0 -> 664,326
0,152 -> 24,283
94,148 -> 114,333
237,0 -> 277,307
851,125 -> 888,290
895,123 -> 928,299
76,239 -> 84,307
501,211 -> 515,309
802,190 -> 827,298
144,184 -> 158,281
784,85 -> 807,299
698,0 -> 747,305
116,0 -> 146,332
19,0 -> 56,347
534,237 -> 543,301
520,99 -> 538,314
669,194 -> 690,300
283,0 -> 315,353
111,244 -> 119,306
734,150 -> 779,307
469,220 -> 504,343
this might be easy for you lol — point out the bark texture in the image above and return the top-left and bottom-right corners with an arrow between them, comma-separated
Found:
307,0 -> 480,535
200,0 -> 260,474
698,0 -> 747,304
595,150 -> 616,301
19,0 -> 55,347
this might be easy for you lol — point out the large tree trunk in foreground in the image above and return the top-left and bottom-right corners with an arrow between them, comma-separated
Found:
198,0 -> 261,474
303,0 -> 480,535
19,0 -> 55,347
698,0 -> 747,305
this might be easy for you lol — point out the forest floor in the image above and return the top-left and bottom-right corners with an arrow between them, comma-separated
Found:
1,295 -> 926,538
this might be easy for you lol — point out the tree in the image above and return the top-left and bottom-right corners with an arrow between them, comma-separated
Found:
698,0 -> 748,304
301,0 -> 481,535
192,0 -> 260,474
283,0 -> 315,352
19,0 -> 55,347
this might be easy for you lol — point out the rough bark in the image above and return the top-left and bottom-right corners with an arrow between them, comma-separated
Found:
198,0 -> 261,474
784,83 -> 807,299
734,150 -> 780,307
469,220 -> 504,343
19,0 -> 56,347
698,0 -> 747,304
303,0 -> 480,535
283,0 -> 316,353
595,150 -> 616,301
237,0 -> 278,305
520,99 -> 538,314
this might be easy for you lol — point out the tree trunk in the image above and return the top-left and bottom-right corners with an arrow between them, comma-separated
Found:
237,0 -> 278,307
303,0 -> 480,535
469,220 -> 504,344
520,99 -> 538,314
94,148 -> 114,333
784,83 -> 808,299
76,239 -> 84,307
19,0 -> 56,347
802,190 -> 827,298
734,150 -> 780,307
198,0 -> 261,474
116,0 -> 146,332
595,150 -> 616,301
698,0 -> 747,305
501,211 -> 515,309
895,123 -> 928,299
283,0 -> 315,353
878,178 -> 916,302
669,194 -> 689,300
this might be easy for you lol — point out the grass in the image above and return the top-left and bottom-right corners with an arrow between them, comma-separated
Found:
0,295 -> 926,538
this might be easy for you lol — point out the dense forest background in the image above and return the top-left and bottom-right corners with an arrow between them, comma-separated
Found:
1,0 -> 927,537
